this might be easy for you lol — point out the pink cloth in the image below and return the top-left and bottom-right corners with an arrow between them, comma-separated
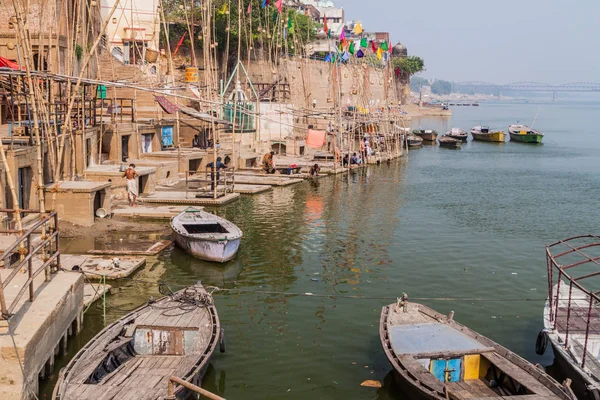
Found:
306,129 -> 326,148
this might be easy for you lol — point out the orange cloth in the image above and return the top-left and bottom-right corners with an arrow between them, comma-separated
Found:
306,129 -> 326,148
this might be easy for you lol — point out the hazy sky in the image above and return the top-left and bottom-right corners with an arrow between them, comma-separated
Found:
338,0 -> 600,84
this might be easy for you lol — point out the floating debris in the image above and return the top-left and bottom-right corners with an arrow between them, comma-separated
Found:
360,380 -> 382,388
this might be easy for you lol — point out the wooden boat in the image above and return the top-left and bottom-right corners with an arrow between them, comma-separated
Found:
446,128 -> 468,142
171,207 -> 242,263
413,129 -> 438,142
540,236 -> 600,400
471,126 -> 506,142
438,135 -> 461,148
407,134 -> 424,148
508,124 -> 544,143
380,296 -> 575,400
53,282 -> 222,400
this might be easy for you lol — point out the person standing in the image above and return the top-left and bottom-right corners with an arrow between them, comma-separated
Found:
122,164 -> 138,207
262,151 -> 276,174
207,157 -> 227,191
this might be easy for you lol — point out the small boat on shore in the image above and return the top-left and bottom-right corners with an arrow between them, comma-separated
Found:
380,296 -> 575,400
446,128 -> 468,141
471,126 -> 506,142
413,129 -> 438,142
540,235 -> 600,400
438,135 -> 461,148
171,207 -> 242,263
406,134 -> 424,148
53,282 -> 222,400
508,124 -> 544,143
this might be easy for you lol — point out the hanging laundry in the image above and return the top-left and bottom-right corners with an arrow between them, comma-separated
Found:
307,130 -> 326,148
353,22 -> 363,35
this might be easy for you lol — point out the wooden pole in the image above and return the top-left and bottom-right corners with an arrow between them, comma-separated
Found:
167,376 -> 225,400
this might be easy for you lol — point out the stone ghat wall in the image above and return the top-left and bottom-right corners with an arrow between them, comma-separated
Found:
246,58 -> 406,109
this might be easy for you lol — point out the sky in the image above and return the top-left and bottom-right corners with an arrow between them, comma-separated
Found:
337,0 -> 600,84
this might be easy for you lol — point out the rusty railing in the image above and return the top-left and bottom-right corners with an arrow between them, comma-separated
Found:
0,210 -> 60,320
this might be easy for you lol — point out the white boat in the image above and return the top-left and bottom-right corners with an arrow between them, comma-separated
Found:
540,235 -> 600,400
446,127 -> 468,141
171,208 -> 242,263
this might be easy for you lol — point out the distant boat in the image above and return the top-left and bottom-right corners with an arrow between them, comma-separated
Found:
438,135 -> 461,148
412,129 -> 438,142
53,282 -> 222,400
471,126 -> 506,142
508,124 -> 544,143
446,128 -> 468,142
380,297 -> 576,400
406,134 -> 423,148
171,208 -> 242,263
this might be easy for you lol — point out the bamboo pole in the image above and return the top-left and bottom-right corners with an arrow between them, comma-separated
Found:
0,145 -> 23,233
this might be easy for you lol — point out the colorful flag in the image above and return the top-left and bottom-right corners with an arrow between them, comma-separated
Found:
323,14 -> 328,35
356,49 -> 364,58
388,41 -> 393,54
261,0 -> 267,8
381,41 -> 389,52
288,16 -> 294,34
247,1 -> 252,14
370,40 -> 377,53
376,47 -> 383,60
353,22 -> 363,35
324,53 -> 332,62
349,41 -> 355,55
340,28 -> 346,41
275,0 -> 282,13
360,37 -> 367,48
173,32 -> 187,56
219,3 -> 227,14
341,51 -> 350,62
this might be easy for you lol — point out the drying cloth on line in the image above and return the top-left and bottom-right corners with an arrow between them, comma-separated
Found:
306,129 -> 326,148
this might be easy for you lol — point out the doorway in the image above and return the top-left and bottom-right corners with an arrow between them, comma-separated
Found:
121,135 -> 130,162
18,167 -> 33,211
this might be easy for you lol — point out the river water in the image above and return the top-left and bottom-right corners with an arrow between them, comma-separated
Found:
42,98 -> 600,399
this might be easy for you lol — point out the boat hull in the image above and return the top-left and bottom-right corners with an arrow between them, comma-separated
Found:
472,132 -> 506,142
546,335 -> 600,400
509,133 -> 544,143
447,134 -> 468,142
416,133 -> 438,141
174,232 -> 240,263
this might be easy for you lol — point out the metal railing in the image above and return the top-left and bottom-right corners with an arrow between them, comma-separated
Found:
185,167 -> 235,199
0,209 -> 60,320
96,98 -> 135,123
546,235 -> 600,369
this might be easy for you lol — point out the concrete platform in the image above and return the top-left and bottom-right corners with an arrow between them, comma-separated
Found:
0,269 -> 84,399
112,205 -> 194,219
138,191 -> 240,206
234,184 -> 272,194
87,239 -> 173,256
234,175 -> 303,186
83,283 -> 111,308
60,254 -> 146,280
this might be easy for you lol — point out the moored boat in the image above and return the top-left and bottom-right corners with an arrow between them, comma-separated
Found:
413,129 -> 438,142
171,207 -> 242,263
406,134 -> 424,148
438,135 -> 461,148
53,282 -> 222,400
446,128 -> 468,141
508,124 -> 544,143
380,295 -> 575,400
471,126 -> 506,142
539,236 -> 600,400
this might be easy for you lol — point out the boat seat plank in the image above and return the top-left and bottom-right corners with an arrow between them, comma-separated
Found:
482,352 -> 554,395
399,356 -> 445,393
569,339 -> 600,378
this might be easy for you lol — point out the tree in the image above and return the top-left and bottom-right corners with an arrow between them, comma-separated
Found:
392,56 -> 425,76
410,76 -> 428,92
431,79 -> 452,95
